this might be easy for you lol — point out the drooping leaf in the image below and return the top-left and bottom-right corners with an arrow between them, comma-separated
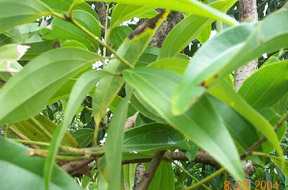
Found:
110,4 -> 156,28
208,80 -> 284,162
123,67 -> 244,180
174,7 -> 288,114
44,70 -> 109,190
0,0 -> 50,32
0,137 -> 81,190
0,48 -> 100,124
160,0 -> 236,58
239,61 -> 288,110
93,0 -> 238,25
105,96 -> 129,190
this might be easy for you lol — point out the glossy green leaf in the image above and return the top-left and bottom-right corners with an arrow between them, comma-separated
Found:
45,70 -> 109,190
105,97 -> 129,190
93,11 -> 168,126
160,0 -> 236,58
123,123 -> 186,152
111,4 -> 156,28
148,161 -> 175,190
89,0 -> 238,25
123,67 -> 244,180
174,7 -> 288,115
0,48 -> 100,124
0,0 -> 50,32
108,26 -> 133,49
209,80 -> 284,161
239,61 -> 288,110
0,137 -> 81,190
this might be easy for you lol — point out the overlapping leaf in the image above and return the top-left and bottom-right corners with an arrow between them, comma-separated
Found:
0,48 -> 100,124
123,67 -> 244,180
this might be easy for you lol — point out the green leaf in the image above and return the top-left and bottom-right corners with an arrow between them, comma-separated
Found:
40,0 -> 73,12
239,61 -> 288,110
44,70 -> 109,190
93,11 -> 168,126
208,80 -> 284,162
0,0 -> 50,32
111,4 -> 156,28
108,26 -> 133,49
160,0 -> 236,58
172,23 -> 254,115
0,137 -> 81,190
174,7 -> 288,114
105,96 -> 129,190
148,161 -> 175,190
95,0 -> 237,25
0,48 -> 100,124
123,123 -> 186,152
148,57 -> 189,75
123,67 -> 244,180
8,115 -> 79,147
72,128 -> 94,147
208,96 -> 258,153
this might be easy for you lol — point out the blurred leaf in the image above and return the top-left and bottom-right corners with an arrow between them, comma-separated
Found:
239,61 -> 288,110
105,96 -> 129,190
108,26 -> 133,49
8,115 -> 78,147
0,137 -> 81,190
111,4 -> 156,28
45,70 -> 109,190
72,128 -> 94,147
0,0 -> 50,32
148,161 -> 175,190
0,48 -> 100,124
123,67 -> 244,180
148,57 -> 189,75
100,0 -> 237,25
123,123 -> 186,152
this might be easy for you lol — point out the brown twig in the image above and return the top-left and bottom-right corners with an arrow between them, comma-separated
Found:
135,151 -> 166,190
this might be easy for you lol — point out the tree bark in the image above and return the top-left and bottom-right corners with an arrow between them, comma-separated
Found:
234,0 -> 258,90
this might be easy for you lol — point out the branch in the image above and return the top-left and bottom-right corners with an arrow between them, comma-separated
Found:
135,151 -> 166,190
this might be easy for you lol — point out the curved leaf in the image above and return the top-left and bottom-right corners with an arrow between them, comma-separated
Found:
105,97 -> 129,190
0,138 -> 81,190
44,70 -> 109,190
160,0 -> 236,58
0,48 -> 100,124
0,0 -> 50,32
92,0 -> 238,25
123,67 -> 244,181
174,7 -> 288,115
239,61 -> 288,110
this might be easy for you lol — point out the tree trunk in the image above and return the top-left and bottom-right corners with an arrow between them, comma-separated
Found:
234,0 -> 258,90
